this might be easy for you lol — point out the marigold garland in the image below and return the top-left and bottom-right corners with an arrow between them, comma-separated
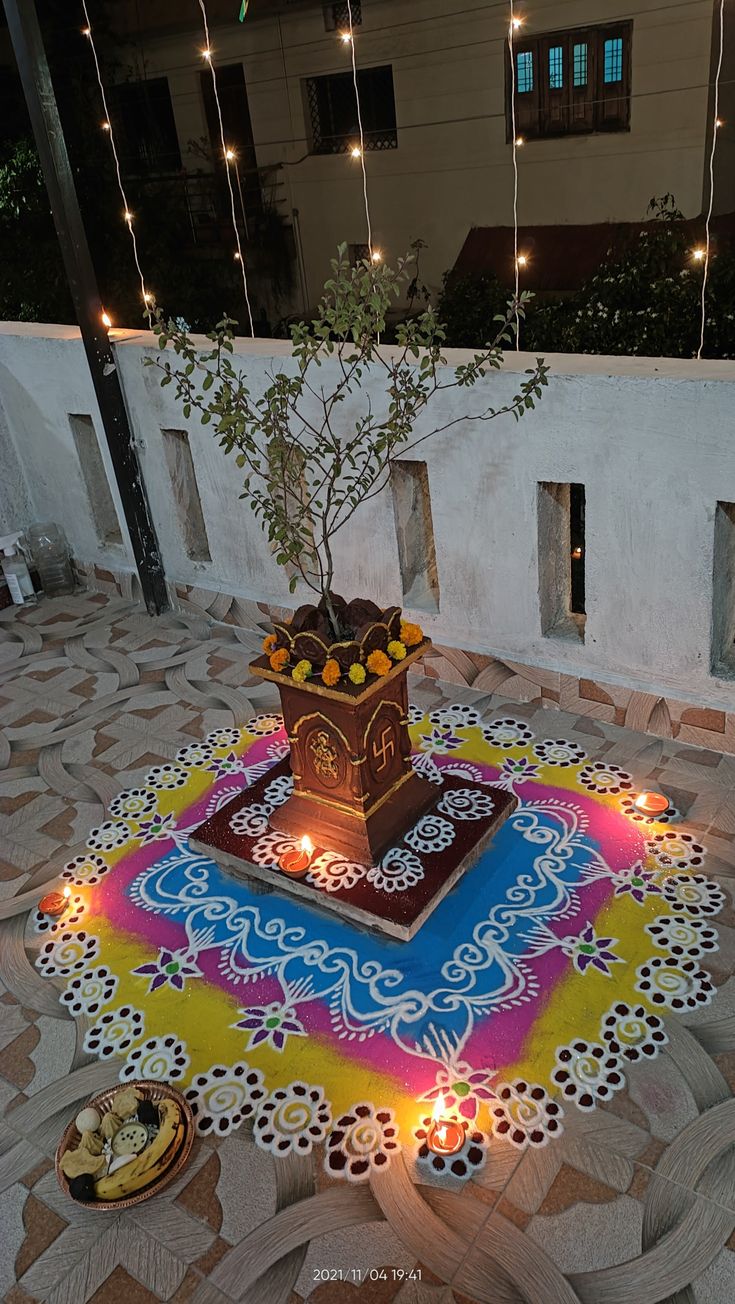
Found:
400,622 -> 423,647
268,616 -> 423,689
366,650 -> 392,677
322,658 -> 341,687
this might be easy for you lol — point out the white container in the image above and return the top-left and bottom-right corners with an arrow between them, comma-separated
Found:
0,533 -> 36,605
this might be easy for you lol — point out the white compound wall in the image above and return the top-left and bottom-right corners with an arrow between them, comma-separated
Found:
2,322 -> 735,716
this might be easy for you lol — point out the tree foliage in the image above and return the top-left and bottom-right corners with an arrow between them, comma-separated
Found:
439,197 -> 735,360
150,246 -> 548,637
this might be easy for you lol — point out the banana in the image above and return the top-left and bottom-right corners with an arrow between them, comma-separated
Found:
93,1098 -> 183,1201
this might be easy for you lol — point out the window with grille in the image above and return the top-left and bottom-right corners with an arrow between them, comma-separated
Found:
516,50 -> 533,94
573,43 -> 587,88
508,22 -> 631,139
324,1 -> 362,31
305,65 -> 397,154
603,37 -> 623,83
107,77 -> 181,175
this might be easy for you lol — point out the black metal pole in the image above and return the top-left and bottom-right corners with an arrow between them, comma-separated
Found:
2,0 -> 168,616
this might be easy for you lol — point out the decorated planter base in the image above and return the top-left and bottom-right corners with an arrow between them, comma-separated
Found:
250,639 -> 436,867
190,757 -> 517,941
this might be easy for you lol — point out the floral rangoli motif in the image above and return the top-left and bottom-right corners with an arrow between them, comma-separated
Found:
27,712 -> 727,1158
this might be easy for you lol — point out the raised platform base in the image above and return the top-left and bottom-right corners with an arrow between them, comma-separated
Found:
190,760 -> 517,941
268,768 -> 437,868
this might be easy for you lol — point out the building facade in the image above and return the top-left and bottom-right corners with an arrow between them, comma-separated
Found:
101,0 -> 731,310
3,0 -> 730,321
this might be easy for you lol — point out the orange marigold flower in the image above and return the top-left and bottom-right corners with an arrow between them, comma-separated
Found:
322,658 -> 341,687
262,633 -> 277,654
269,648 -> 289,673
366,649 -> 392,677
400,621 -> 423,647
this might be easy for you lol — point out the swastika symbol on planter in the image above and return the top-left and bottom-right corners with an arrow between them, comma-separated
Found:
372,726 -> 395,774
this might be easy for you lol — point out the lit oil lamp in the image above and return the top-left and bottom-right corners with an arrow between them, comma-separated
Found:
38,885 -> 72,917
633,791 -> 669,817
425,1093 -> 465,1157
279,835 -> 314,877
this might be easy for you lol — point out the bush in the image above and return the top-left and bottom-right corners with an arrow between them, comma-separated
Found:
439,197 -> 735,360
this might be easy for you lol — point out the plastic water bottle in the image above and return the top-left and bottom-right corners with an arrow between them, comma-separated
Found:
0,532 -> 36,605
28,523 -> 75,597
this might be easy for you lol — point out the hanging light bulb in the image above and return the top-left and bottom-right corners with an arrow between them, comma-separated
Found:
101,121 -> 111,132
515,135 -> 525,146
143,292 -> 153,304
225,147 -> 236,161
201,47 -> 212,60
715,118 -> 724,129
692,247 -> 706,261
124,210 -> 133,223
234,251 -> 241,261
82,26 -> 91,37
101,311 -> 112,329
350,145 -> 362,159
517,254 -> 528,268
511,16 -> 524,31
339,31 -> 352,43
371,249 -> 383,263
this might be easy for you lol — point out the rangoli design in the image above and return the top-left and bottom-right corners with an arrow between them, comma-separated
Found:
27,712 -> 727,1173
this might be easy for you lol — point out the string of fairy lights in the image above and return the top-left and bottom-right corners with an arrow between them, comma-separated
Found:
696,0 -> 725,360
508,5 -> 522,349
343,0 -> 377,263
80,2 -> 725,358
80,0 -> 256,335
198,0 -> 255,336
81,1 -> 152,327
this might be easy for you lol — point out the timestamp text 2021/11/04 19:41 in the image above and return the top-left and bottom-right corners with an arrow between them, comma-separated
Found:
312,1268 -> 423,1282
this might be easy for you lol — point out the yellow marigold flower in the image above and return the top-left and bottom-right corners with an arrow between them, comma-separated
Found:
400,621 -> 423,647
292,659 -> 313,683
348,662 -> 366,685
269,648 -> 289,673
262,633 -> 277,654
387,640 -> 407,661
366,649 -> 392,677
322,658 -> 341,687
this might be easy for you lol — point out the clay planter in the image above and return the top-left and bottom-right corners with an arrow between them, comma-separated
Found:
250,602 -> 435,866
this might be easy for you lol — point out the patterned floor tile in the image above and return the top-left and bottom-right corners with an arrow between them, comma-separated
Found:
3,593 -> 735,1302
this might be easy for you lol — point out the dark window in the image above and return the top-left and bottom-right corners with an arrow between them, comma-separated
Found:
508,23 -> 631,139
348,242 -> 370,265
324,1 -> 362,31
107,77 -> 181,175
200,63 -> 262,232
305,66 -> 397,154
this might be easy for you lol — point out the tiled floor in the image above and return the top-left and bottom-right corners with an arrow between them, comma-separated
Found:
2,592 -> 735,1304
